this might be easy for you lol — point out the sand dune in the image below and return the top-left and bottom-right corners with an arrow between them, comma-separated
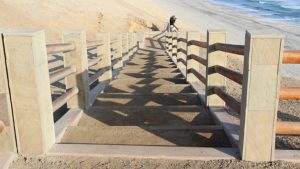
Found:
0,0 -> 172,42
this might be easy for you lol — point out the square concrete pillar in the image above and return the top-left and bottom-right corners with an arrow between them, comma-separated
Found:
205,30 -> 227,107
112,33 -> 123,70
127,33 -> 133,59
167,32 -> 172,57
97,33 -> 112,82
171,32 -> 178,64
239,30 -> 284,161
64,29 -> 90,110
0,31 -> 17,153
137,32 -> 145,49
177,32 -> 188,77
4,29 -> 55,155
122,33 -> 129,64
186,32 -> 201,83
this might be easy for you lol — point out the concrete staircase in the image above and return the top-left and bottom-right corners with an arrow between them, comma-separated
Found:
61,37 -> 231,147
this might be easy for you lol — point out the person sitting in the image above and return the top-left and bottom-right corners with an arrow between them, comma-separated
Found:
169,15 -> 179,32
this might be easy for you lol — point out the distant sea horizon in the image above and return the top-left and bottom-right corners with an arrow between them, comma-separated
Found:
211,0 -> 300,26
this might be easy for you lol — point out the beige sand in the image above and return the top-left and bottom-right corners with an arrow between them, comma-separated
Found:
0,0 -> 174,42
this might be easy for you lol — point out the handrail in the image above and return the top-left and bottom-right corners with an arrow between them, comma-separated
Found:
87,40 -> 103,49
52,87 -> 78,112
46,43 -> 75,55
177,38 -> 187,43
110,39 -> 118,45
0,120 -> 4,133
214,65 -> 243,85
214,43 -> 244,55
49,66 -> 76,84
188,40 -> 208,48
189,68 -> 206,84
279,87 -> 300,100
88,57 -> 101,68
190,54 -> 206,66
89,67 -> 110,85
213,87 -> 241,113
283,50 -> 300,64
276,121 -> 300,135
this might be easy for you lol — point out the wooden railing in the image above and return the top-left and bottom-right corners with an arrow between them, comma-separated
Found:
0,29 -> 139,155
165,30 -> 300,161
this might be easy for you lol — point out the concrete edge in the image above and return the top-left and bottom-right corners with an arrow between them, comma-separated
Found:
49,144 -> 239,161
0,152 -> 16,169
55,109 -> 82,143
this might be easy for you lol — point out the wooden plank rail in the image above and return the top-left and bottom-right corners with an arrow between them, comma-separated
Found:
214,43 -> 244,55
88,57 -> 101,68
49,66 -> 76,84
188,40 -> 208,48
283,51 -> 300,64
89,67 -> 110,85
189,68 -> 206,84
52,87 -> 79,112
0,120 -> 4,133
213,87 -> 241,113
276,121 -> 300,135
214,65 -> 243,85
46,43 -> 75,55
279,87 -> 300,100
177,38 -> 187,43
190,54 -> 206,66
86,40 -> 103,49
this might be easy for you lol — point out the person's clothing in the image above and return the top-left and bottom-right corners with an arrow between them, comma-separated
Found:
170,25 -> 178,32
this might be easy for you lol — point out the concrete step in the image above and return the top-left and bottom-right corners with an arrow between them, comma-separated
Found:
116,73 -> 184,79
78,106 -> 214,126
61,126 -> 231,147
121,68 -> 179,74
93,93 -> 201,106
103,84 -> 194,93
110,78 -> 187,85
124,65 -> 177,69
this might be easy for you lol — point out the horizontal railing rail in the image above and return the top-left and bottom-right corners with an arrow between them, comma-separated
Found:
52,87 -> 79,112
177,38 -> 187,43
86,40 -> 103,49
188,40 -> 208,48
279,87 -> 300,100
89,67 -> 110,86
213,65 -> 243,85
214,43 -> 244,55
88,57 -> 101,68
49,66 -> 77,84
276,121 -> 300,135
189,68 -> 206,84
46,43 -> 75,54
190,54 -> 206,66
282,50 -> 300,64
212,87 -> 241,113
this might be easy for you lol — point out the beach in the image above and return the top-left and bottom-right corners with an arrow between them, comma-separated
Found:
154,0 -> 300,79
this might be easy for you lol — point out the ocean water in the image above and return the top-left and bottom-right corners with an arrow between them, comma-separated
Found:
211,0 -> 300,25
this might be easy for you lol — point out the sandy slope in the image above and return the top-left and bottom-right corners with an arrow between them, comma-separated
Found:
0,0 -> 172,42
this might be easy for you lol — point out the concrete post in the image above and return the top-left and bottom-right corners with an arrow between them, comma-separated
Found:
171,32 -> 178,64
113,33 -> 123,70
239,30 -> 284,161
97,33 -> 112,82
186,32 -> 201,82
205,30 -> 227,107
4,29 -> 55,155
122,33 -> 129,64
0,31 -> 17,153
127,33 -> 133,60
138,32 -> 145,49
167,32 -> 172,57
177,32 -> 188,77
64,29 -> 89,110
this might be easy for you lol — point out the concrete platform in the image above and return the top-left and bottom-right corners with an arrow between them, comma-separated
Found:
103,84 -> 194,93
78,106 -> 214,126
110,78 -> 187,85
116,73 -> 184,79
93,93 -> 201,106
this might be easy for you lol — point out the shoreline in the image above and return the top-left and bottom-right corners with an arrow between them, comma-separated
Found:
153,0 -> 300,80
